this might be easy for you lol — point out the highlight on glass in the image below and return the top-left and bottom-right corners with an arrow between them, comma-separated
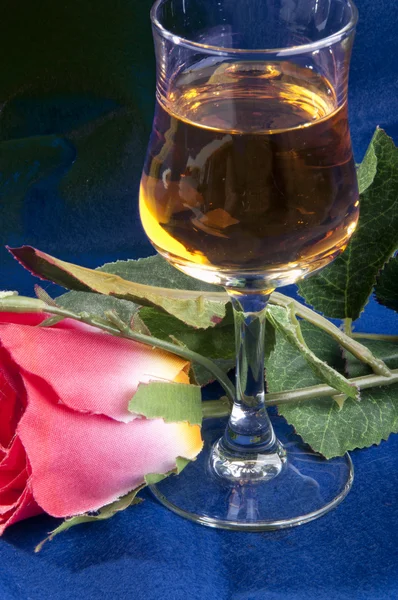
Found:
140,0 -> 359,530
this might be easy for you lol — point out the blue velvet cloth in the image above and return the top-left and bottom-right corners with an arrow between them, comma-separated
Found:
1,1 -> 398,598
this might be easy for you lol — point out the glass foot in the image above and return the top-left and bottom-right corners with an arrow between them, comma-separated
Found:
210,437 -> 287,482
150,414 -> 354,531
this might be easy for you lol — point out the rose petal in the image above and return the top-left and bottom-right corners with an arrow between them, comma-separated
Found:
0,469 -> 29,511
0,312 -> 48,326
0,368 -> 19,450
0,437 -> 27,477
0,486 -> 42,535
0,437 -> 42,533
0,323 -> 190,423
0,438 -> 29,510
0,349 -> 26,449
0,311 -> 91,331
17,376 -> 202,517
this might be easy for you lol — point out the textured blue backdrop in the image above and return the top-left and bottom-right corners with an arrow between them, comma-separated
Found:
0,1 -> 398,598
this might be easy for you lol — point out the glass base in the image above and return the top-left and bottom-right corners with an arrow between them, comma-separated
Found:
150,414 -> 354,531
210,436 -> 287,482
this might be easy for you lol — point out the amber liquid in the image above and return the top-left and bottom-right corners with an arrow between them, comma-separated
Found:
140,61 -> 359,287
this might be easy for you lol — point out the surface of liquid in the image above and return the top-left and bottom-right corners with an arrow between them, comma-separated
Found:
140,61 -> 359,288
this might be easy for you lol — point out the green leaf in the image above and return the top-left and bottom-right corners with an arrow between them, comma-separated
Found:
58,290 -> 139,325
264,317 -> 276,364
266,305 -> 359,400
267,323 -> 398,458
139,306 -> 235,359
144,456 -> 190,485
139,306 -> 235,385
35,484 -> 145,552
282,385 -> 398,459
34,285 -> 58,307
129,381 -> 203,427
357,142 -> 378,195
374,256 -> 398,313
144,473 -> 168,485
191,358 -> 235,387
267,322 -> 343,390
298,129 -> 398,320
99,254 -> 220,293
9,246 -> 227,329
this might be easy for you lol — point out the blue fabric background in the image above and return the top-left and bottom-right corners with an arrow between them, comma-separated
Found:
0,1 -> 398,598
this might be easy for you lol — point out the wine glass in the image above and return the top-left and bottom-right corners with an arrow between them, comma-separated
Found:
140,0 -> 359,529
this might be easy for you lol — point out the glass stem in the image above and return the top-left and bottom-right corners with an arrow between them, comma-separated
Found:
225,292 -> 276,450
210,292 -> 286,482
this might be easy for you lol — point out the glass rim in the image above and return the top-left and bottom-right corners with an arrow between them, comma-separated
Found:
150,0 -> 358,57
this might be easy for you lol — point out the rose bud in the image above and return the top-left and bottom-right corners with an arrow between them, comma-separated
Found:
0,312 -> 203,534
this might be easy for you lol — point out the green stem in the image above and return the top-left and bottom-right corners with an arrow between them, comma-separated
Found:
0,297 -> 236,403
32,302 -> 398,407
203,368 -> 398,418
352,333 -> 398,342
344,318 -> 353,337
0,295 -> 395,410
45,306 -> 237,404
202,398 -> 231,419
270,292 -> 391,377
267,368 -> 398,405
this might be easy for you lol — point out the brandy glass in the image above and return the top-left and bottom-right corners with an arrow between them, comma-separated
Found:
140,0 -> 359,529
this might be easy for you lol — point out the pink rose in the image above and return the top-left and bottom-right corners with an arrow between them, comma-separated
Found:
0,311 -> 202,534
